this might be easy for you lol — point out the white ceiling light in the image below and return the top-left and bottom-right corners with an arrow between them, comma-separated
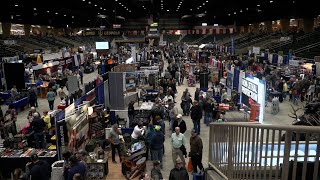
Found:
64,14 -> 67,16
83,0 -> 85,1
246,8 -> 249,10
94,4 -> 97,6
257,4 -> 260,6
270,0 -> 273,3
33,8 -> 37,11
55,12 -> 58,15
47,10 -> 50,13
15,4 -> 18,7
228,14 -> 231,16
234,12 -> 237,14
88,1 -> 91,4
104,8 -> 106,10
167,9 -> 170,12
100,7 -> 102,9
72,16 -> 74,18
240,9 -> 243,13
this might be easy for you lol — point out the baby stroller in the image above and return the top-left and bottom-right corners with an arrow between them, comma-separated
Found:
188,74 -> 195,87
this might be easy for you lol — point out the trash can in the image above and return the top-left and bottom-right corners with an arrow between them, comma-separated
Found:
51,160 -> 64,180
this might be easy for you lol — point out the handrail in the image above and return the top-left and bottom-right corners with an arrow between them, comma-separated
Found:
294,42 -> 320,54
270,31 -> 319,50
210,122 -> 320,133
236,34 -> 274,48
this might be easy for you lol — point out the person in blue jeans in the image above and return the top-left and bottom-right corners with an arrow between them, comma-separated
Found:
150,125 -> 165,168
190,101 -> 202,135
47,88 -> 56,110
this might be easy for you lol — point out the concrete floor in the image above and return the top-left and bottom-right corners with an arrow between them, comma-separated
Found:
1,65 -> 306,179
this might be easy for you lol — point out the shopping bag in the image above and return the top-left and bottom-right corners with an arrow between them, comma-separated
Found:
188,158 -> 193,172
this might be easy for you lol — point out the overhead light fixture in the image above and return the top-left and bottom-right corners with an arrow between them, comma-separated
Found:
100,7 -> 102,9
270,0 -> 273,3
246,8 -> 249,10
88,1 -> 91,4
240,9 -> 243,13
94,4 -> 97,6
33,8 -> 37,11
83,0 -> 85,1
228,14 -> 231,16
64,14 -> 66,16
55,12 -> 58,15
234,12 -> 237,14
72,16 -> 74,18
257,4 -> 260,6
167,9 -> 170,12
15,4 -> 18,7
47,10 -> 50,13
202,23 -> 208,26
104,8 -> 106,10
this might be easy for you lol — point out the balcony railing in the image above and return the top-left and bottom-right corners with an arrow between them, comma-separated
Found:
208,123 -> 320,180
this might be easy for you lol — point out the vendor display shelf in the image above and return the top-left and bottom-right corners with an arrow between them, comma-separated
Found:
0,148 -> 56,158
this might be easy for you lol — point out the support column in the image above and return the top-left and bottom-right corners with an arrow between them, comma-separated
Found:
264,21 -> 273,33
236,26 -> 241,34
253,23 -> 260,33
243,26 -> 249,33
1,22 -> 11,38
40,26 -> 48,37
280,19 -> 290,33
24,24 -> 31,37
302,18 -> 315,33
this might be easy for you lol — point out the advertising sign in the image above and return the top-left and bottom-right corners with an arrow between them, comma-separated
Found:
241,74 -> 266,122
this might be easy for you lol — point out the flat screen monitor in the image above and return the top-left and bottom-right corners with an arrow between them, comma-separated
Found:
95,42 -> 109,50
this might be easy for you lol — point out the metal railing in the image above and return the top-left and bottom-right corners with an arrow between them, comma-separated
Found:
294,42 -> 320,54
209,123 -> 320,180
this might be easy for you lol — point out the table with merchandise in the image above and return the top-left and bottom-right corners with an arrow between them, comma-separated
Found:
0,148 -> 57,178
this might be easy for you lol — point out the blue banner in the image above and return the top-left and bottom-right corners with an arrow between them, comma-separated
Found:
231,35 -> 235,55
233,68 -> 240,91
272,54 -> 278,65
96,83 -> 105,105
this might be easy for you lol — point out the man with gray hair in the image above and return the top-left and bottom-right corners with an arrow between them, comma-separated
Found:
30,112 -> 46,149
108,124 -> 122,163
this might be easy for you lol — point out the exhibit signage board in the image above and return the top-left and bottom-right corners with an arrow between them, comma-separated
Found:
241,74 -> 266,122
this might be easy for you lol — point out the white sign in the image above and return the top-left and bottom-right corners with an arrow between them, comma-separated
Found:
242,78 -> 258,102
252,47 -> 260,55
3,40 -> 17,45
280,36 -> 291,41
289,59 -> 300,67
1,56 -> 19,62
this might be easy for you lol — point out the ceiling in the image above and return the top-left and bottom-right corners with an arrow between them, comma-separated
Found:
0,0 -> 319,28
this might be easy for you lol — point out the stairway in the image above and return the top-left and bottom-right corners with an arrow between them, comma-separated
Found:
177,34 -> 186,43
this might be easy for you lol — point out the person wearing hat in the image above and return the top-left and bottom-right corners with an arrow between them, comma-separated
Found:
171,127 -> 186,166
169,157 -> 189,180
172,114 -> 187,134
25,154 -> 50,180
151,161 -> 163,180
150,125 -> 165,165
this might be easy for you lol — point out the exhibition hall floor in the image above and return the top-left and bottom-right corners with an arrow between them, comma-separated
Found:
1,69 -> 305,180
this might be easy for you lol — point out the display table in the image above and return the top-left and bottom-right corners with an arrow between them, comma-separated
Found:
5,97 -> 29,110
139,102 -> 154,110
0,92 -> 11,100
0,148 -> 57,178
86,153 -> 109,180
121,141 -> 147,179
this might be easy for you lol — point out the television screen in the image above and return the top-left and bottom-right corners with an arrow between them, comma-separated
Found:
95,42 -> 109,50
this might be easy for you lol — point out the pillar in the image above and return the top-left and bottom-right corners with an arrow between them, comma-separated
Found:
24,24 -> 31,37
1,22 -> 11,38
243,26 -> 249,33
253,23 -> 260,33
236,26 -> 241,34
40,26 -> 48,37
264,21 -> 273,33
302,18 -> 315,33
280,19 -> 290,33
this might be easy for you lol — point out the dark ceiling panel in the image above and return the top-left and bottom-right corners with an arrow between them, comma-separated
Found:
0,0 -> 319,27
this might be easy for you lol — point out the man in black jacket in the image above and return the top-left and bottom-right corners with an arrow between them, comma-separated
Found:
30,113 -> 46,149
173,114 -> 187,134
25,154 -> 50,180
169,157 -> 189,180
190,101 -> 202,135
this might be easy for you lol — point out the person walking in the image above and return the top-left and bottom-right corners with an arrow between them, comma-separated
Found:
190,101 -> 202,135
108,124 -> 122,163
171,127 -> 186,166
204,99 -> 214,126
172,114 -> 187,134
28,86 -> 38,107
128,101 -> 135,127
151,161 -> 163,180
189,129 -> 204,174
169,157 -> 189,180
181,89 -> 192,116
150,125 -> 164,164
47,88 -> 55,110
